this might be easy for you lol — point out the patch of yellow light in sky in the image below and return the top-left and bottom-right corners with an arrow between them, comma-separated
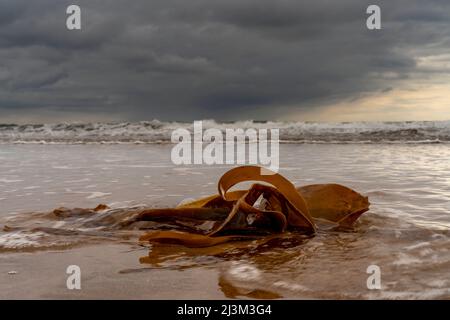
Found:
288,54 -> 450,122
288,83 -> 450,122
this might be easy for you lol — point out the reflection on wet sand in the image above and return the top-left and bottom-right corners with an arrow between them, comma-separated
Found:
135,218 -> 450,299
139,234 -> 312,269
218,275 -> 283,299
138,234 -> 312,299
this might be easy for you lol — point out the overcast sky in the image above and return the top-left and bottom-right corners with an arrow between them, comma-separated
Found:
0,0 -> 449,123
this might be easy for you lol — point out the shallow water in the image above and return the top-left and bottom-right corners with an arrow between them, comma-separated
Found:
0,144 -> 449,299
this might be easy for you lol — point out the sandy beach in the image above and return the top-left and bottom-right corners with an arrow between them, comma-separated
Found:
1,141 -> 449,299
1,244 -> 225,299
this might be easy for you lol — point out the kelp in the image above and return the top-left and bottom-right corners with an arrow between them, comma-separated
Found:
137,166 -> 370,247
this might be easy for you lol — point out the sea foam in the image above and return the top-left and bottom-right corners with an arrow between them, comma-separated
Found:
0,120 -> 449,144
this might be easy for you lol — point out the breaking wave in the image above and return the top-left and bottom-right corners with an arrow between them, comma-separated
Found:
0,120 -> 450,144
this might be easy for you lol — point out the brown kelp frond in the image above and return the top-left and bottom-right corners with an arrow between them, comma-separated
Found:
138,166 -> 370,247
218,166 -> 314,229
298,184 -> 370,226
139,230 -> 256,248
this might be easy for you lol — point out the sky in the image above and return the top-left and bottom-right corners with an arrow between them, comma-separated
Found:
0,0 -> 449,123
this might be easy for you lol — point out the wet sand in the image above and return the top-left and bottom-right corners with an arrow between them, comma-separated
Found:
1,244 -> 223,299
1,144 -> 449,299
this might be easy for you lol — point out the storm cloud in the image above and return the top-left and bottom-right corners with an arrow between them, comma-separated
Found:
0,0 -> 449,122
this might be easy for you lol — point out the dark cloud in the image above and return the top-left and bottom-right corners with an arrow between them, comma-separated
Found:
0,0 -> 449,122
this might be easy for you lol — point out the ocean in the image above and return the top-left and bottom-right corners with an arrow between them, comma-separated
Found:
1,120 -> 450,144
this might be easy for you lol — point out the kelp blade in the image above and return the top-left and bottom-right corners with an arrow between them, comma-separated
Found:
139,230 -> 256,248
298,184 -> 370,226
138,166 -> 369,248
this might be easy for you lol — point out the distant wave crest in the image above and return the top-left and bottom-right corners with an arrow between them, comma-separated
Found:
1,120 -> 450,144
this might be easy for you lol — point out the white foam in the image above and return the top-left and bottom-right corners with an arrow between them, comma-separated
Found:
86,192 -> 111,199
1,120 -> 449,144
228,262 -> 261,281
273,280 -> 310,292
0,231 -> 46,249
392,253 -> 423,266
52,221 -> 66,228
23,186 -> 40,190
367,288 -> 450,299
404,242 -> 430,250
0,178 -> 23,183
